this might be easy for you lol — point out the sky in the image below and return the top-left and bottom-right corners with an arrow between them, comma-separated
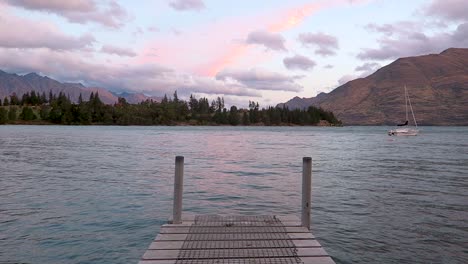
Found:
0,0 -> 467,107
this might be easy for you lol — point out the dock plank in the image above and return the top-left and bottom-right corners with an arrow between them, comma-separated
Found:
142,214 -> 334,264
159,226 -> 311,234
142,247 -> 328,260
139,257 -> 335,264
148,239 -> 321,250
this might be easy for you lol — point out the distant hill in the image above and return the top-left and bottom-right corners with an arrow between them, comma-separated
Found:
0,70 -> 161,104
279,48 -> 468,125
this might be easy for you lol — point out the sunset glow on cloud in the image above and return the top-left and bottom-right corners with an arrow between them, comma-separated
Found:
0,0 -> 466,107
201,1 -> 331,77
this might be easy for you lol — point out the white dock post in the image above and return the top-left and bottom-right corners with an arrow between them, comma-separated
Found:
173,156 -> 184,224
301,157 -> 312,230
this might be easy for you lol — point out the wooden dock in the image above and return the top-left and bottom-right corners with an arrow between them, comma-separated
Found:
139,157 -> 336,264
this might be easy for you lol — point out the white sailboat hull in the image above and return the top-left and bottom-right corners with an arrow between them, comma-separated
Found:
387,85 -> 420,136
388,128 -> 419,136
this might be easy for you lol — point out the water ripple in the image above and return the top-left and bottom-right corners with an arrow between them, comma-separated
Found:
0,126 -> 467,264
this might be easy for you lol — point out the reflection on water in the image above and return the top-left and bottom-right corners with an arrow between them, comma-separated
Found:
0,126 -> 467,264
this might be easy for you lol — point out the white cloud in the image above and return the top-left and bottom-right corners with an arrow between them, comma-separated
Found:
355,62 -> 380,76
337,74 -> 357,86
216,68 -> 303,92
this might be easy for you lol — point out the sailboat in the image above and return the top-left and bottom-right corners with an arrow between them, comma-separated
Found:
388,85 -> 419,136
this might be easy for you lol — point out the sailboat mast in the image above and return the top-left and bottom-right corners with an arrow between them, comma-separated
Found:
404,85 -> 408,122
407,87 -> 418,128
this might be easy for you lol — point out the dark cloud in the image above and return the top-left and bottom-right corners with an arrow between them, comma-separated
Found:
216,68 -> 302,92
5,0 -> 128,28
365,21 -> 419,36
0,11 -> 95,50
283,55 -> 316,71
453,22 -> 468,41
246,30 -> 287,51
358,21 -> 468,60
100,45 -> 136,57
424,0 -> 468,22
169,0 -> 205,11
298,32 -> 339,56
6,0 -> 95,12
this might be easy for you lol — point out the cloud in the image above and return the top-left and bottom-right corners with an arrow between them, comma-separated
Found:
358,21 -> 468,60
246,30 -> 287,51
298,32 -> 339,56
147,26 -> 159,32
5,0 -> 95,12
355,62 -> 380,73
100,45 -> 136,57
283,55 -> 316,71
338,74 -> 357,86
5,0 -> 128,28
268,2 -> 325,32
424,0 -> 468,22
0,10 -> 95,50
216,68 -> 303,92
365,21 -> 420,36
324,64 -> 334,69
169,0 -> 205,11
0,48 -> 262,98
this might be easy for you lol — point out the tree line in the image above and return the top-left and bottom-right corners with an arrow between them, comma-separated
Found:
0,90 -> 341,126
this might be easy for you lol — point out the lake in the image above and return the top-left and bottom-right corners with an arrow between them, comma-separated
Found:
0,126 -> 467,264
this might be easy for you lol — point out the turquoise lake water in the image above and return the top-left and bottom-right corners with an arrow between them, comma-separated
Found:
0,126 -> 467,263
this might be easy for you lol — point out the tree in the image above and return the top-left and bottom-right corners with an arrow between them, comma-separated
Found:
19,106 -> 37,121
39,105 -> 50,120
10,93 -> 20,105
8,106 -> 17,121
229,106 -> 239,125
3,97 -> 8,106
40,92 -> 47,104
0,108 -> 7,124
242,112 -> 250,125
249,101 -> 260,123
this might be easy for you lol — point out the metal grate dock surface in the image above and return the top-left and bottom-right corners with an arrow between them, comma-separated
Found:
139,214 -> 336,264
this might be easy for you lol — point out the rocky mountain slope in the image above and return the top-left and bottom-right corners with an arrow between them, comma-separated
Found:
279,48 -> 468,125
0,71 -> 160,104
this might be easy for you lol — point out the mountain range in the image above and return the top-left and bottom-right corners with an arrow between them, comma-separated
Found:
279,48 -> 468,125
0,70 -> 161,104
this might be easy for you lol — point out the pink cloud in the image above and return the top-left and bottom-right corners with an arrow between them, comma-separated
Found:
0,5 -> 95,50
139,2 -> 333,77
5,0 -> 128,28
